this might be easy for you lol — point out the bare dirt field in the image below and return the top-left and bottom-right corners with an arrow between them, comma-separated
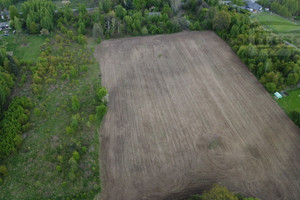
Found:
95,31 -> 300,200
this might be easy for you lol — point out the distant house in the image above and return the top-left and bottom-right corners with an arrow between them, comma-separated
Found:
148,12 -> 161,16
0,10 -> 10,20
265,8 -> 270,11
274,92 -> 283,99
245,1 -> 263,13
221,1 -> 231,5
0,22 -> 9,29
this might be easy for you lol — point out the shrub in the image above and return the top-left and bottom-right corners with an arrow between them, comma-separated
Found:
56,165 -> 62,172
31,84 -> 42,94
58,155 -> 64,163
201,185 -> 238,200
33,108 -> 41,116
14,134 -> 23,149
266,82 -> 276,93
22,123 -> 31,132
0,177 -> 2,185
34,181 -> 42,188
70,114 -> 80,130
290,111 -> 300,127
141,26 -> 148,35
68,170 -> 76,181
77,34 -> 87,45
0,165 -> 8,176
68,157 -> 78,170
97,87 -> 108,102
81,146 -> 87,152
71,95 -> 80,112
80,65 -> 88,72
33,73 -> 42,84
88,114 -> 95,122
65,126 -> 74,134
72,151 -> 80,161
96,104 -> 107,120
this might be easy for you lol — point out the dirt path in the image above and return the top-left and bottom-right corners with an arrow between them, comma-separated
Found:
94,31 -> 300,200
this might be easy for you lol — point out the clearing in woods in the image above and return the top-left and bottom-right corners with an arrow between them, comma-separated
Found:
95,31 -> 300,200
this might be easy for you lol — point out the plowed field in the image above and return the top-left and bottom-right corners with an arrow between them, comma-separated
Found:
95,31 -> 300,200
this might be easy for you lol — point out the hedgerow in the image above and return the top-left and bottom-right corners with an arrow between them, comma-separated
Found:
0,97 -> 32,160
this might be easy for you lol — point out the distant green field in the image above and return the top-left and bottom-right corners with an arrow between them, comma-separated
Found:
254,12 -> 300,32
253,12 -> 300,47
0,34 -> 47,62
276,89 -> 300,114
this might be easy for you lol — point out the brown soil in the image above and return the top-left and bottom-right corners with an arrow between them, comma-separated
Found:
94,31 -> 300,200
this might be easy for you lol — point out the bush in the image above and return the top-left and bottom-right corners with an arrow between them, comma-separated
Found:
0,177 -> 3,185
141,26 -> 148,35
68,170 -> 76,181
56,165 -> 62,172
14,134 -> 23,149
96,104 -> 107,120
58,155 -> 64,163
65,126 -> 74,134
89,114 -> 95,122
201,185 -> 238,200
31,84 -> 42,94
0,165 -> 8,176
70,114 -> 80,130
71,95 -> 80,112
72,151 -> 80,161
266,82 -> 276,93
96,87 -> 108,102
33,108 -> 41,116
290,111 -> 300,127
0,97 -> 32,159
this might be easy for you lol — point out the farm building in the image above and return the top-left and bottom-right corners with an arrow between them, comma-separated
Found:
0,22 -> 9,29
221,1 -> 232,5
244,1 -> 263,13
274,92 -> 283,99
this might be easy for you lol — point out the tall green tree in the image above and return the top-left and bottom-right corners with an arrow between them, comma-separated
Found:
213,11 -> 231,31
22,0 -> 55,33
133,0 -> 146,9
9,5 -> 18,20
13,16 -> 22,34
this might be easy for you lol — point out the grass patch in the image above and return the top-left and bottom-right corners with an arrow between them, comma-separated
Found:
276,88 -> 300,114
253,12 -> 300,33
0,34 -> 47,62
253,12 -> 300,47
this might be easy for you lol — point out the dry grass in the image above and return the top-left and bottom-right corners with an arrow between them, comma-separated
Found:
95,31 -> 300,200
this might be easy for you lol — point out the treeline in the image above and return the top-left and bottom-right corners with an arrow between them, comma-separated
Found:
258,0 -> 299,18
188,184 -> 260,200
7,0 -> 181,39
0,97 -> 32,160
0,48 -> 19,112
9,0 -> 55,34
55,0 -> 181,40
184,2 -> 300,93
0,50 -> 30,181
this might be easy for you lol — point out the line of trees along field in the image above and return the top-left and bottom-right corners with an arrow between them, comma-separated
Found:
258,0 -> 299,18
184,0 -> 300,128
185,1 -> 300,94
